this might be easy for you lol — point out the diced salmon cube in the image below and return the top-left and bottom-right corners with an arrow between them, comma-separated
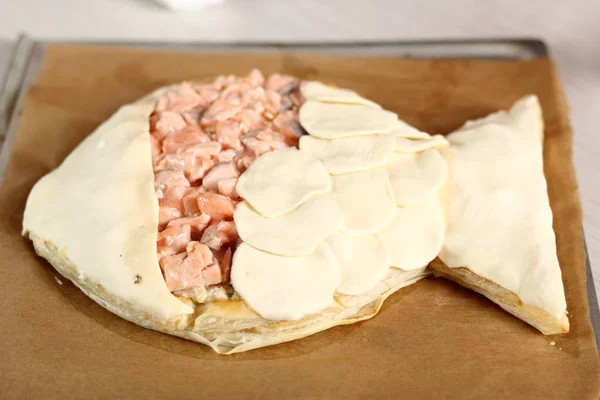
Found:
235,108 -> 264,131
159,207 -> 183,230
233,147 -> 256,172
181,109 -> 204,127
201,221 -> 239,251
186,157 -> 215,183
272,110 -> 305,141
157,224 -> 191,259
264,90 -> 282,115
162,126 -> 210,154
160,241 -> 218,292
203,97 -> 242,122
213,74 -> 236,90
265,74 -> 298,94
153,111 -> 188,140
244,69 -> 265,87
160,253 -> 197,291
202,263 -> 222,286
215,121 -> 243,150
154,170 -> 190,192
192,84 -> 220,105
242,129 -> 287,156
182,187 -> 205,216
160,186 -> 188,209
202,162 -> 240,191
154,153 -> 186,172
181,144 -> 220,180
217,178 -> 239,199
156,83 -> 206,113
196,193 -> 236,221
167,213 -> 211,238
187,241 -> 216,277
214,149 -> 237,163
160,241 -> 221,291
157,186 -> 188,229
240,87 -> 266,112
183,142 -> 222,158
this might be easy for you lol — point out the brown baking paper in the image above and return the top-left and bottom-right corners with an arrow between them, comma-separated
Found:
0,45 -> 598,399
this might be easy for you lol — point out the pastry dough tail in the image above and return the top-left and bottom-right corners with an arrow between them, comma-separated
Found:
429,258 -> 569,335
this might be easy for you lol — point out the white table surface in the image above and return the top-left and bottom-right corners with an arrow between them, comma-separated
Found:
1,0 -> 599,295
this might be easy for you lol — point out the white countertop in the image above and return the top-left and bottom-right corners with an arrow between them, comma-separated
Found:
1,0 -> 599,295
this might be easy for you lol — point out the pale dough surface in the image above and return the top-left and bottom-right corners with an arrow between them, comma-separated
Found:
438,95 -> 568,322
22,88 -> 193,321
299,134 -> 395,175
234,197 -> 344,256
236,147 -> 331,218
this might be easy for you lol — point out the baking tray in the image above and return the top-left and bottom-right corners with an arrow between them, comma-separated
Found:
1,35 -> 598,350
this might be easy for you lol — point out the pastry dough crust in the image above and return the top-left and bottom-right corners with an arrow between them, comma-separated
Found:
435,96 -> 569,334
429,259 -> 569,334
28,232 -> 427,354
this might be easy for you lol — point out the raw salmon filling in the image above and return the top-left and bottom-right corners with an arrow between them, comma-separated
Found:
151,70 -> 305,301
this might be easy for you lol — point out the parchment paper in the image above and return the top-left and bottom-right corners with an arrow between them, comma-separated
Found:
0,44 -> 598,399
